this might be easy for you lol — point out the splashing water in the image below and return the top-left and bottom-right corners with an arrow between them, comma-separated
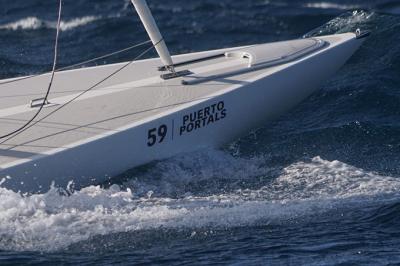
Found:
1,149 -> 399,252
304,10 -> 375,37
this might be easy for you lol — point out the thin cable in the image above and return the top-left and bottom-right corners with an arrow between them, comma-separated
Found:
59,40 -> 152,70
1,39 -> 162,145
0,0 -> 63,140
0,40 -> 152,86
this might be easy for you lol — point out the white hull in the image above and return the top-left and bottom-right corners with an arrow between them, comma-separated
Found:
0,33 -> 366,193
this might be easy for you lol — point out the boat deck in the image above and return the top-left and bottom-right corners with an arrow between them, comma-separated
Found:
0,37 -> 332,169
0,47 -> 259,167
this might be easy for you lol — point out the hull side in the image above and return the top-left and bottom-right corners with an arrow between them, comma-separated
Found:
0,34 -> 364,193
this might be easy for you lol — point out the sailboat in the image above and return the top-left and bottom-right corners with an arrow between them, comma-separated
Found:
0,0 -> 369,194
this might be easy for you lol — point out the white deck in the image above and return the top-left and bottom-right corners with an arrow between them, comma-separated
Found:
0,47 -> 252,166
0,32 -> 368,193
0,35 -> 348,170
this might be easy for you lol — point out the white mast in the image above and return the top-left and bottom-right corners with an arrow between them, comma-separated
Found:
131,0 -> 174,71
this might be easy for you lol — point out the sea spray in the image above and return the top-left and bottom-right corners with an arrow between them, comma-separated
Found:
1,151 -> 399,252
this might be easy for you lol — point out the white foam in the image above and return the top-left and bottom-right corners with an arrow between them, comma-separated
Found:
0,17 -> 45,31
329,10 -> 374,30
59,16 -> 101,31
0,16 -> 101,32
304,2 -> 361,10
305,10 -> 375,37
0,151 -> 399,252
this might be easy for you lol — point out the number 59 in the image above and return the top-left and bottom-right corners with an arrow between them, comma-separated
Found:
147,125 -> 168,147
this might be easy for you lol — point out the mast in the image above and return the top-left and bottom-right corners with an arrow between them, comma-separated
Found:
131,0 -> 174,72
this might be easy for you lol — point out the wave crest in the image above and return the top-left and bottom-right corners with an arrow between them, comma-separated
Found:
304,2 -> 361,10
1,150 -> 399,252
304,10 -> 375,37
0,16 -> 101,31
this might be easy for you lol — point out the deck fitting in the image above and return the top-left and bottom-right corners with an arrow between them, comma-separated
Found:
160,70 -> 193,80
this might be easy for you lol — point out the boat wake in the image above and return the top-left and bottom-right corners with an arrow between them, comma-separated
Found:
0,150 -> 399,252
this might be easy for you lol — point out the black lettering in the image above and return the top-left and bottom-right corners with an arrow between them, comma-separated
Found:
211,104 -> 217,113
180,102 -> 227,136
195,120 -> 201,130
158,125 -> 167,143
221,109 -> 227,119
198,109 -> 204,120
202,117 -> 208,127
207,115 -> 214,125
217,101 -> 224,111
189,113 -> 196,122
180,126 -> 186,135
183,115 -> 189,126
187,123 -> 194,132
147,128 -> 157,147
215,112 -> 220,122
204,107 -> 210,117
148,125 -> 168,146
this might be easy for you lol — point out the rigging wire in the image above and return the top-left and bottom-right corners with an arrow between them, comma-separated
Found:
0,0 -> 63,140
0,40 -> 152,86
0,39 -> 163,145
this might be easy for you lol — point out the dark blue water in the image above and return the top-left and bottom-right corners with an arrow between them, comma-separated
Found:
1,0 -> 400,265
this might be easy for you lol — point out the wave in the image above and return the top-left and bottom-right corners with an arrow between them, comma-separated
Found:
0,16 -> 102,32
1,150 -> 399,252
304,10 -> 375,37
304,2 -> 361,10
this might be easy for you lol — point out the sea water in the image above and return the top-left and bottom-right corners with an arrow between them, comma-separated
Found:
0,0 -> 400,264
